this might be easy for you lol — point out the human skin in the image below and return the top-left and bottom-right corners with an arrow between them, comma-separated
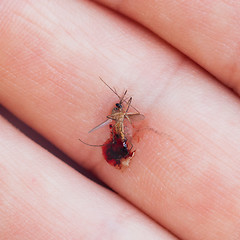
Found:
1,0 -> 240,239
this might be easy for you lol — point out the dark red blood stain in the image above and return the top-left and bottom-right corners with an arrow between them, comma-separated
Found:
102,134 -> 134,168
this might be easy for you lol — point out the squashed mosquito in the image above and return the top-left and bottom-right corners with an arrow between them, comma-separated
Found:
79,78 -> 144,168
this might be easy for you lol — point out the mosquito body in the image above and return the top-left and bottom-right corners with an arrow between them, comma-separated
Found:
107,96 -> 132,142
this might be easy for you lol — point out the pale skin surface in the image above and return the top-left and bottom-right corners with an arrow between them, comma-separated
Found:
1,0 -> 240,239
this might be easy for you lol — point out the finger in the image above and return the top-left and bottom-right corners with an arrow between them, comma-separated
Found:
1,1 -> 240,240
93,0 -> 240,94
0,115 -> 175,240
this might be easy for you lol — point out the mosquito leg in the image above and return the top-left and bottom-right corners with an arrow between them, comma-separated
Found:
125,97 -> 132,113
107,113 -> 120,121
128,139 -> 133,151
113,87 -> 117,94
78,138 -> 106,147
125,114 -> 132,124
106,115 -> 115,120
110,122 -> 117,143
99,77 -> 122,101
120,90 -> 128,104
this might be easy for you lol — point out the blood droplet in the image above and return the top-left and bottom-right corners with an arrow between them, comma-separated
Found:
102,133 -> 135,168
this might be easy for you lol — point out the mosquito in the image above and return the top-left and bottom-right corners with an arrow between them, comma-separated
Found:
79,78 -> 144,168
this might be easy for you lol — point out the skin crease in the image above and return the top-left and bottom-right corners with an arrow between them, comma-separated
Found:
0,117 -> 173,240
94,0 -> 240,94
0,0 -> 240,240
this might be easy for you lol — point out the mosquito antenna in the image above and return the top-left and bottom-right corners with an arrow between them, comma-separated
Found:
99,77 -> 121,100
99,77 -> 141,113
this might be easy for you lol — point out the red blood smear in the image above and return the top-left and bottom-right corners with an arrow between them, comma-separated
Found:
102,135 -> 132,167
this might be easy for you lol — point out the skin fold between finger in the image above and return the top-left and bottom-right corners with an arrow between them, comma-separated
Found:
0,116 -> 175,240
93,0 -> 240,95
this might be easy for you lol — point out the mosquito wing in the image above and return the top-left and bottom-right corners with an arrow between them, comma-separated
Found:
127,113 -> 145,122
88,119 -> 112,133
